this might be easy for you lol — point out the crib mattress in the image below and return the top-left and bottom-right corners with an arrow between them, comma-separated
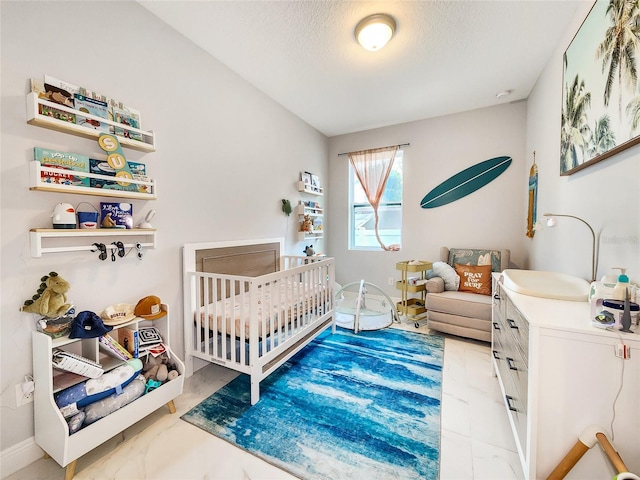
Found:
197,281 -> 324,338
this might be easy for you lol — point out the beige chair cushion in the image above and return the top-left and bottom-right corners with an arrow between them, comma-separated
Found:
426,290 -> 492,320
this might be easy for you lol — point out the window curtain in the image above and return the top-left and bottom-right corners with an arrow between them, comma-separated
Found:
348,145 -> 399,251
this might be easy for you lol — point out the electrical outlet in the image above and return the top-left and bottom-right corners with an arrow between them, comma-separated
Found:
388,277 -> 394,286
15,381 -> 34,407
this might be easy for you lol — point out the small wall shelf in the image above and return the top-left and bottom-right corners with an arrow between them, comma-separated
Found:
30,228 -> 156,257
26,92 -> 156,152
29,162 -> 156,199
297,181 -> 323,196
298,231 -> 323,241
295,203 -> 323,217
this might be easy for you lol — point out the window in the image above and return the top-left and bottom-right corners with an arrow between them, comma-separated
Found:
349,150 -> 403,250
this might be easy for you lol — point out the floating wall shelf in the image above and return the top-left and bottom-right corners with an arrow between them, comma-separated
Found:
297,181 -> 323,196
26,92 -> 156,152
29,162 -> 157,199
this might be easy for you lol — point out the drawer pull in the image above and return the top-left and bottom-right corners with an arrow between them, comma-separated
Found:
507,318 -> 519,329
492,350 -> 500,359
505,395 -> 517,412
492,322 -> 500,330
493,294 -> 501,300
506,357 -> 518,370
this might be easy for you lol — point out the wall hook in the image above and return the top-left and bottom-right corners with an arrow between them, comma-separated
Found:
92,243 -> 107,261
112,241 -> 125,258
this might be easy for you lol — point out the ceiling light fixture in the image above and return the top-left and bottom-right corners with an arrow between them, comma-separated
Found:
496,90 -> 512,99
355,14 -> 396,51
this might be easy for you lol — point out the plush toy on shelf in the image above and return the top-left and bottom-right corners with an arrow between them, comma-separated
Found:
21,272 -> 72,319
300,214 -> 314,233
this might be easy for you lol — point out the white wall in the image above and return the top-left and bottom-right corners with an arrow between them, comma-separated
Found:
526,2 -> 639,283
327,102 -> 528,296
0,1 -> 327,455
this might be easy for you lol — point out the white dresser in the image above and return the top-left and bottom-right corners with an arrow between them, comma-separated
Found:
491,274 -> 640,479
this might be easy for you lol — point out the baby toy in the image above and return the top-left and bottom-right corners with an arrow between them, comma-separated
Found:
21,272 -> 72,318
142,352 -> 179,384
300,214 -> 314,232
303,245 -> 315,256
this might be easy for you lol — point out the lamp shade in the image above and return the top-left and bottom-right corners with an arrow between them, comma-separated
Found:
355,14 -> 396,51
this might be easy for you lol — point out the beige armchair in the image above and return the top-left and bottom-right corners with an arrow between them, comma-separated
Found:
425,247 -> 510,342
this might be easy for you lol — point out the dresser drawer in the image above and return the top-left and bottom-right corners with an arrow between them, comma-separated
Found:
505,297 -> 529,363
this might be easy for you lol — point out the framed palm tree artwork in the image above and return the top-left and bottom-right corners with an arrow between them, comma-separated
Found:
560,0 -> 640,176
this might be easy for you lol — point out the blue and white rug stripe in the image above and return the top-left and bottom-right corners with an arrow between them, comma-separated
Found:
182,327 -> 444,480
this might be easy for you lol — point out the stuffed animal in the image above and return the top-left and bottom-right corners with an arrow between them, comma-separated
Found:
300,214 -> 314,232
142,353 -> 179,384
281,199 -> 292,216
303,245 -> 315,256
21,272 -> 72,318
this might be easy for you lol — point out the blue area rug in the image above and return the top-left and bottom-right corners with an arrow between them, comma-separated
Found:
181,327 -> 444,480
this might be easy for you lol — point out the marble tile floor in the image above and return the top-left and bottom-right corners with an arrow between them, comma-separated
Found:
6,324 -> 522,480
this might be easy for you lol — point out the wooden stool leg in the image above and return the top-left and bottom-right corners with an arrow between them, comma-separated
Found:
546,439 -> 590,480
167,400 -> 176,414
64,459 -> 77,480
596,432 -> 628,474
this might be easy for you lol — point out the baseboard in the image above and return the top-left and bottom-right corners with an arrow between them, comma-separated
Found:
0,437 -> 43,479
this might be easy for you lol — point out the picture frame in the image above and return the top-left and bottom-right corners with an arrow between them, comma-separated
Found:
560,0 -> 640,176
301,171 -> 312,185
310,174 -> 320,192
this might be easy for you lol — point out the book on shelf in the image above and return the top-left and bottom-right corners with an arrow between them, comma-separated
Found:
100,202 -> 133,229
31,78 -> 76,124
74,94 -> 110,133
117,326 -> 139,358
98,333 -> 132,361
89,159 -> 147,193
110,102 -> 143,141
34,147 -> 90,187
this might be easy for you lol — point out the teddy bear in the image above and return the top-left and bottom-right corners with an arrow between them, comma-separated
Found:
21,272 -> 72,318
142,353 -> 179,384
300,214 -> 314,233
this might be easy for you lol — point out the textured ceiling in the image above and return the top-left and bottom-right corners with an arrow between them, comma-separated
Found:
139,0 -> 583,137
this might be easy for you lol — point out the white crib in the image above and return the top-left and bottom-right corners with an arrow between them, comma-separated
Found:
183,239 -> 334,404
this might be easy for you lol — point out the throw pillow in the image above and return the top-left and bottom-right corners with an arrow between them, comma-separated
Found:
449,249 -> 502,272
427,261 -> 460,291
455,264 -> 492,295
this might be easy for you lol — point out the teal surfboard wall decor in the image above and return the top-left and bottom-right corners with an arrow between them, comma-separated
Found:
420,156 -> 512,209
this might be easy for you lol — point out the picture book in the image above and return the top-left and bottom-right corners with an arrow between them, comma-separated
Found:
34,147 -> 90,187
90,159 -> 146,193
117,326 -> 139,358
100,202 -> 133,229
111,103 -> 143,141
74,94 -> 110,133
44,75 -> 79,100
98,334 -> 131,361
31,78 -> 76,123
